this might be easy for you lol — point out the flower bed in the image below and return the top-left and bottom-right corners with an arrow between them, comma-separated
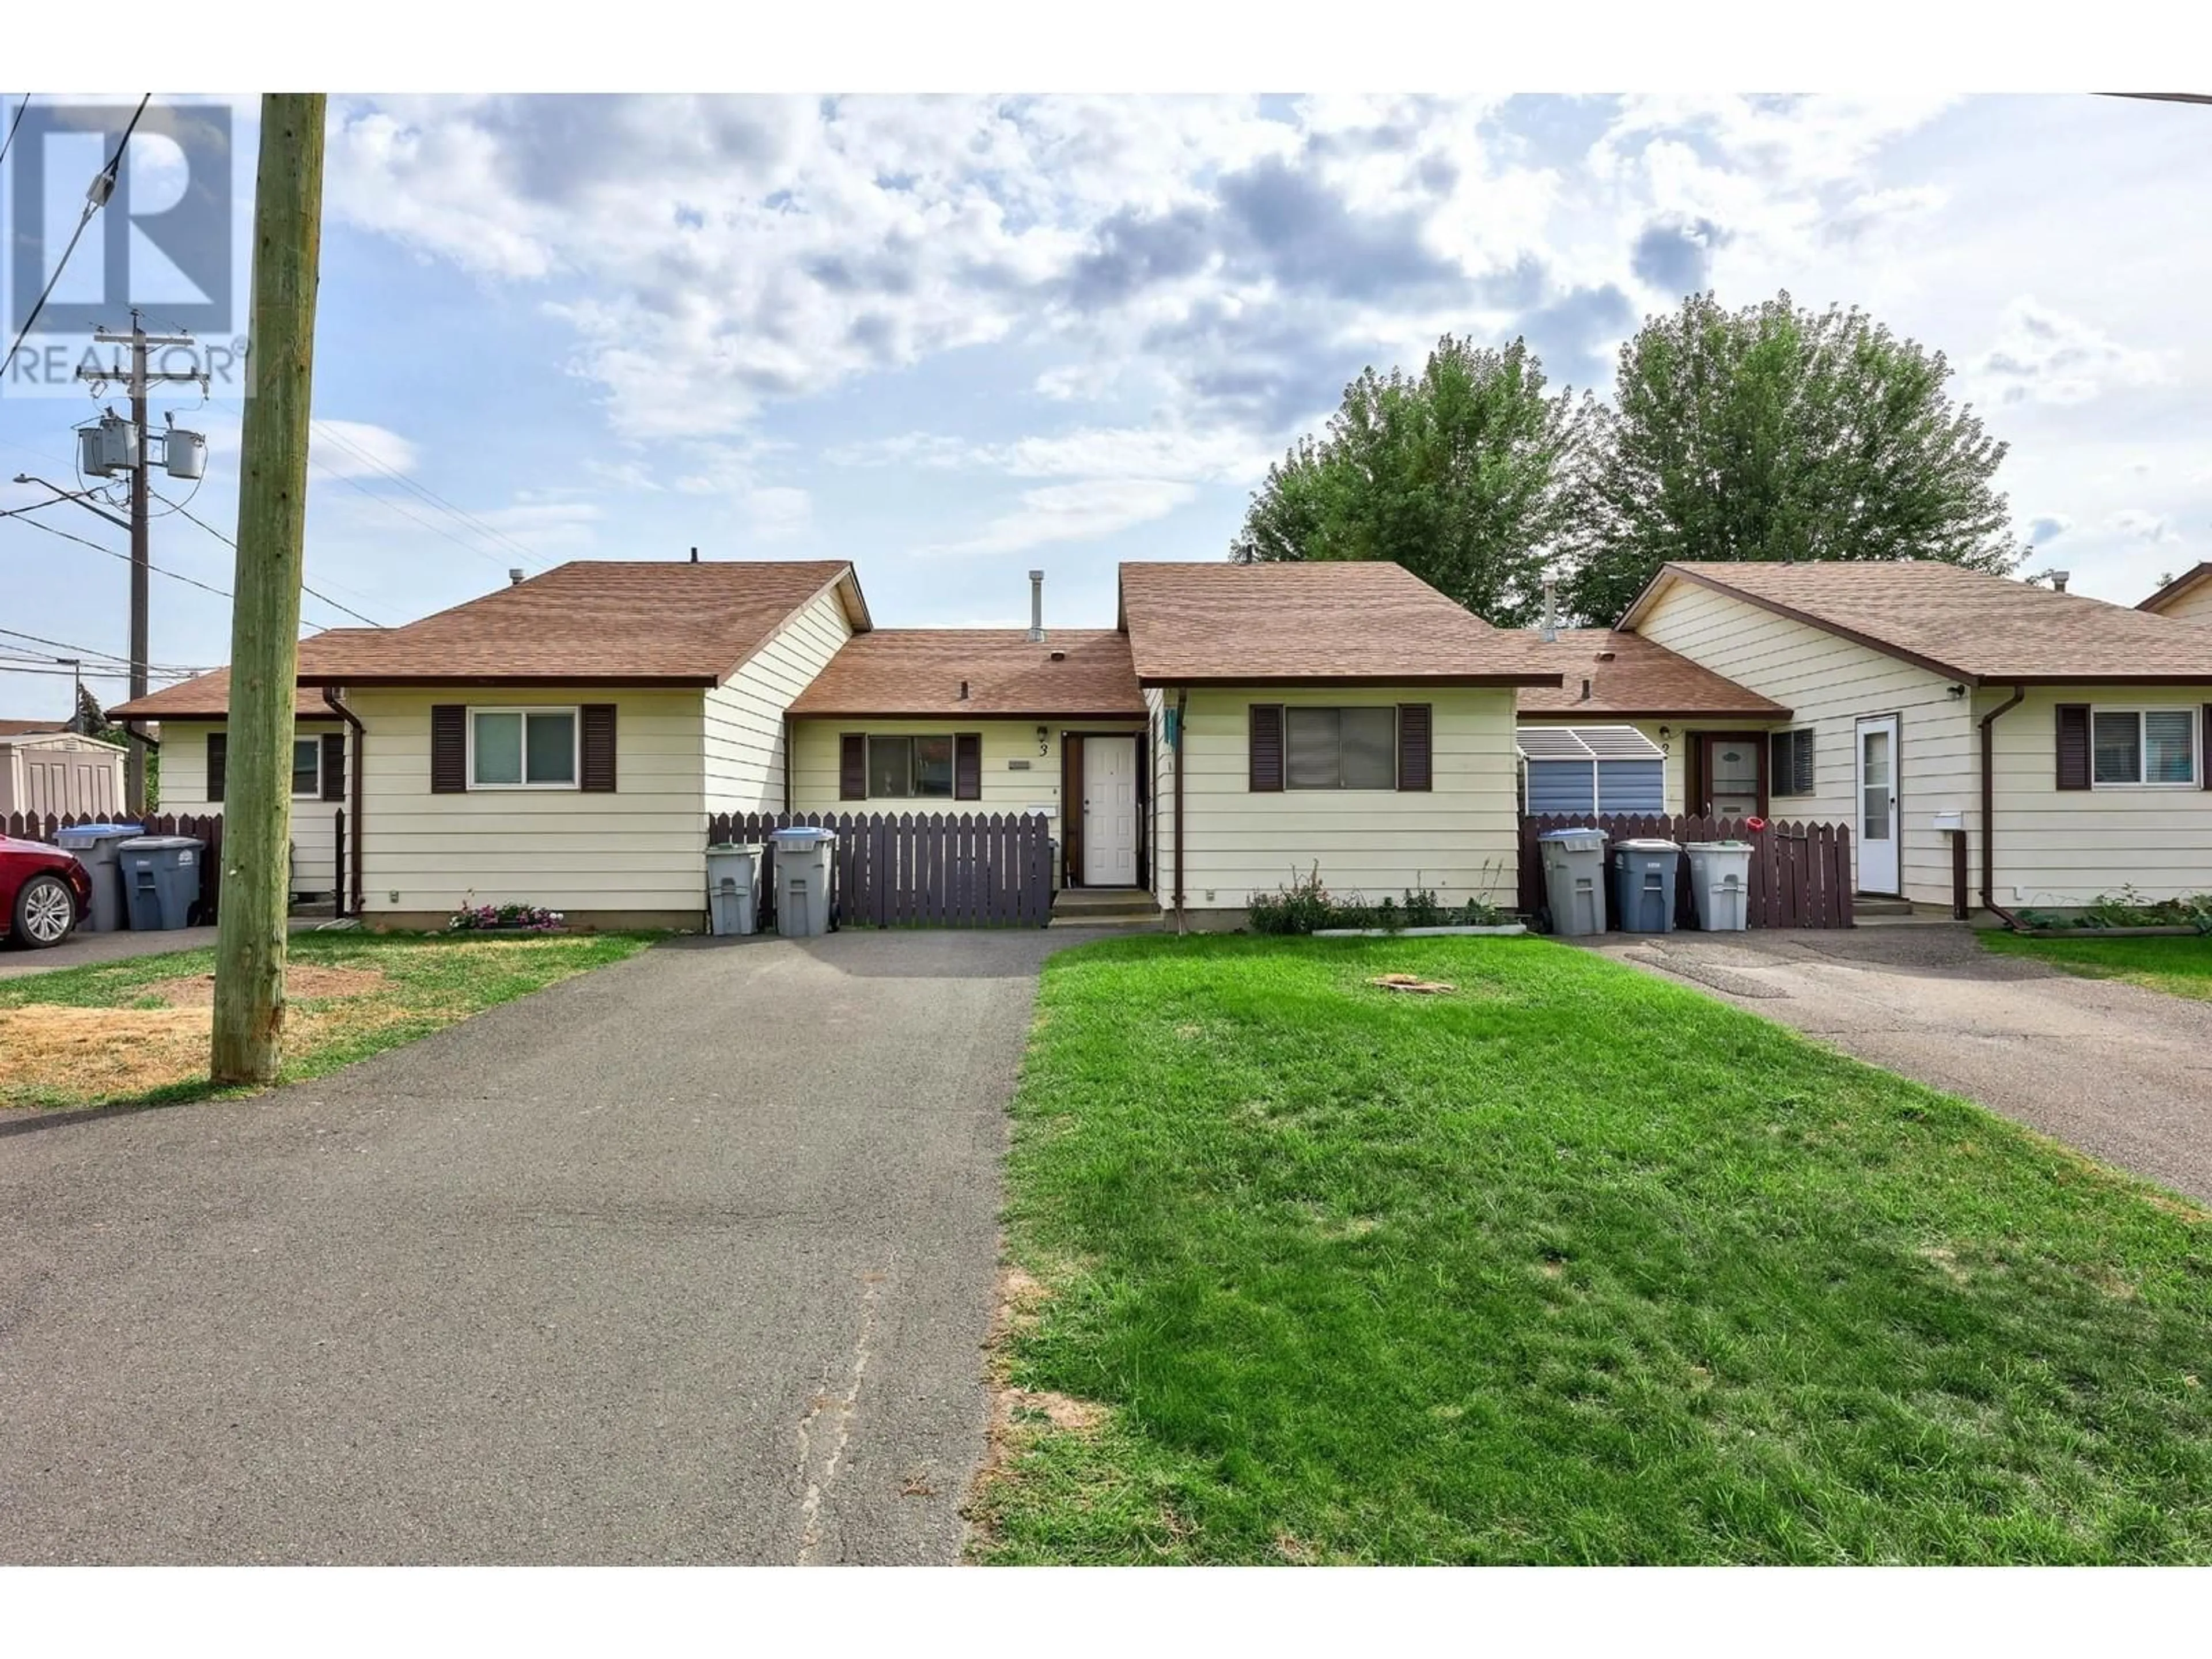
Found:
2014,888 -> 2212,936
446,900 -> 567,934
1247,866 -> 1507,936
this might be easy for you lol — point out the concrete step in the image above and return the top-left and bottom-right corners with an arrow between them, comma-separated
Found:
1048,912 -> 1162,929
1854,897 -> 1915,916
1050,888 -> 1161,928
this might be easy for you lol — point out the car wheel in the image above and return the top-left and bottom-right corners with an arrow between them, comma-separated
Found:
13,874 -> 78,948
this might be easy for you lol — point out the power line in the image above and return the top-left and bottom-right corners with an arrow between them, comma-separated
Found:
0,93 -> 150,378
308,418 -> 553,571
0,622 -> 204,675
0,94 -> 29,173
152,488 -> 389,628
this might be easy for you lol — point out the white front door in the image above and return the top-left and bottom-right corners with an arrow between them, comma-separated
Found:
1082,737 -> 1138,886
1855,714 -> 1901,896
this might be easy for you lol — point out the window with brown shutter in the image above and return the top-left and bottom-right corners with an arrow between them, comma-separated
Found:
2054,703 -> 2091,790
206,731 -> 226,802
430,704 -> 468,793
1249,703 -> 1284,792
839,733 -> 866,799
579,704 -> 618,791
1396,703 -> 1432,792
320,731 -> 346,801
955,733 -> 982,800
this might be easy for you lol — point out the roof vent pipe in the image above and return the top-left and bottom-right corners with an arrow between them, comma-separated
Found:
1028,569 -> 1046,642
2048,569 -> 2070,593
691,546 -> 699,563
1540,577 -> 1558,645
507,567 -> 525,586
959,679 -> 970,700
1580,676 -> 1592,702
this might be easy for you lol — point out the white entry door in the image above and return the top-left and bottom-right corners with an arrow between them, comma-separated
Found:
1082,737 -> 1138,886
1855,714 -> 1901,896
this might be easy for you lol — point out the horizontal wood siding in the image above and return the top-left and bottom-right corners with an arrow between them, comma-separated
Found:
2156,584 -> 2212,626
158,718 -> 345,897
703,585 -> 853,813
1636,580 -> 1974,906
1173,685 -> 1520,910
790,717 -> 1143,848
351,687 -> 706,918
1983,682 -> 2212,905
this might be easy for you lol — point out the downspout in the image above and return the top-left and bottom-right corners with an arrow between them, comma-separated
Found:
1978,683 -> 2026,930
1172,687 -> 1188,935
782,714 -> 794,814
321,687 -> 366,919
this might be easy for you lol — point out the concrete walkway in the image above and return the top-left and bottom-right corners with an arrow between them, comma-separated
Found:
0,919 -> 330,980
0,929 -> 1067,1564
1585,926 -> 2212,1205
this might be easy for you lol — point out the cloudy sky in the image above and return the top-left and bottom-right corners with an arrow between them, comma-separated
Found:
2,92 -> 2208,718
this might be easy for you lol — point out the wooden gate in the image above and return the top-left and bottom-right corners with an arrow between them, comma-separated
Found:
706,810 -> 1054,930
5,810 -> 228,923
1518,813 -> 1854,929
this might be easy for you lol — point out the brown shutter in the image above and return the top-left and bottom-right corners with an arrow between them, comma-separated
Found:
431,704 -> 468,794
1396,703 -> 1433,792
2203,706 -> 2212,791
839,733 -> 867,800
206,731 -> 226,802
579,704 -> 617,792
954,732 -> 983,800
1249,703 -> 1284,792
320,730 -> 346,802
2054,703 -> 2090,791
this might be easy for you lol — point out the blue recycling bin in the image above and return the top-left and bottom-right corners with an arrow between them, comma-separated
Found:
118,835 -> 206,930
1611,838 -> 1680,934
54,822 -> 143,933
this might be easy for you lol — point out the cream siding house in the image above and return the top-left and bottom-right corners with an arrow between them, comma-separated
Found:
112,560 -> 873,931
156,715 -> 351,900
1620,562 -> 2212,916
1629,581 -> 1976,904
2138,563 -> 2212,627
1121,562 -> 1560,928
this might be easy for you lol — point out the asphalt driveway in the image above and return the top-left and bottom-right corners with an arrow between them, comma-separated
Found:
0,929 -> 1069,1564
1587,926 -> 2212,1205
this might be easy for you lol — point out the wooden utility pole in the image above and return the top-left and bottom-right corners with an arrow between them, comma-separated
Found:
79,314 -> 200,813
212,94 -> 325,1086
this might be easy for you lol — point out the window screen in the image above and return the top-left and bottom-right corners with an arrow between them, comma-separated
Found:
1285,707 -> 1397,790
290,737 -> 320,797
866,735 -> 955,798
1769,728 -> 1816,797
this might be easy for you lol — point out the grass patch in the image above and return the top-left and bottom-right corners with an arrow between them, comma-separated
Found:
973,934 -> 2212,1565
0,930 -> 656,1111
1982,931 -> 2212,1002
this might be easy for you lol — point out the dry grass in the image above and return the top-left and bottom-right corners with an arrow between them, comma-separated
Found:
142,965 -> 387,1007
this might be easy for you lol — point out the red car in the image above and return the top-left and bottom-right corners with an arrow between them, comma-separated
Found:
0,835 -> 92,949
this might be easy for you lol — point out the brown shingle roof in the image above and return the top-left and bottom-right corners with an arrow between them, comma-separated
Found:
0,718 -> 70,737
1116,561 -> 1564,687
1516,630 -> 1788,719
109,561 -> 867,719
1623,560 -> 2212,684
789,630 -> 1143,719
2139,562 -> 2212,617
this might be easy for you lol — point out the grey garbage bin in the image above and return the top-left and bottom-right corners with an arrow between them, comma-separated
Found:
1537,827 -> 1609,935
1611,837 -> 1680,934
1684,840 -> 1753,931
117,835 -> 205,931
54,822 -> 143,933
770,825 -> 839,937
705,843 -> 763,937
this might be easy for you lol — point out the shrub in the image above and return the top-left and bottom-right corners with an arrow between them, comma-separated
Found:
1247,867 -> 1506,934
2022,888 -> 2212,933
448,897 -> 567,933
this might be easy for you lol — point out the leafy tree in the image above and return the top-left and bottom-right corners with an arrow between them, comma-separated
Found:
1565,291 -> 2021,624
1232,336 -> 1593,628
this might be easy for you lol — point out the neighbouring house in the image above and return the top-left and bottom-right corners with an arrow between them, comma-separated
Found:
1618,560 -> 2212,914
786,574 -> 1149,889
0,722 -> 128,820
111,559 -> 870,927
2138,563 -> 2212,626
1514,628 -> 1790,816
1119,560 -> 1562,927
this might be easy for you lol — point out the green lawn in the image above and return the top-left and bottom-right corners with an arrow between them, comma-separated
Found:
0,930 -> 656,1112
1983,931 -> 2212,1002
974,934 -> 2212,1565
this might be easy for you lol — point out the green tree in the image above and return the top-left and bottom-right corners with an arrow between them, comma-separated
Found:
1232,335 -> 1592,627
1566,291 -> 2021,624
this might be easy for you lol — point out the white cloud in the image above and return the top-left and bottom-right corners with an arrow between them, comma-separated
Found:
1972,298 -> 2172,407
2107,508 -> 2183,544
924,479 -> 1198,557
